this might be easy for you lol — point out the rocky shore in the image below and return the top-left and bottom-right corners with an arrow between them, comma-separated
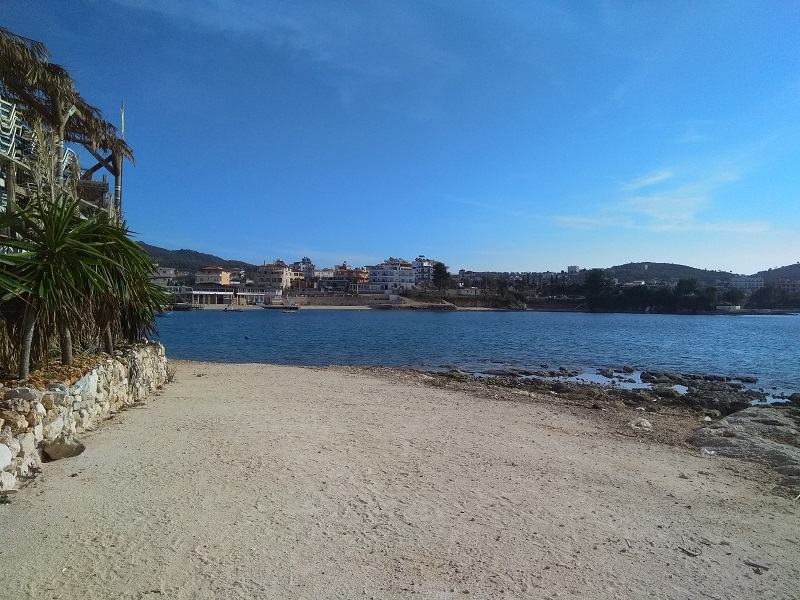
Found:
411,366 -> 800,496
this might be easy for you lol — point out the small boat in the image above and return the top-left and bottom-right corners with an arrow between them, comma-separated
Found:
223,306 -> 243,312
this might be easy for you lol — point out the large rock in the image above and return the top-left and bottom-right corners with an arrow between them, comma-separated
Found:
17,433 -> 36,458
42,415 -> 65,440
688,407 -> 800,495
43,434 -> 85,461
0,444 -> 11,471
3,387 -> 38,402
0,471 -> 15,490
0,411 -> 28,435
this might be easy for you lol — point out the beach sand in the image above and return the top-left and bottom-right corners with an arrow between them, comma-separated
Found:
1,362 -> 797,599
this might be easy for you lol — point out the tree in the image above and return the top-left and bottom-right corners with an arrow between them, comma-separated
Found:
432,261 -> 450,290
674,278 -> 698,297
722,287 -> 745,305
582,269 -> 613,310
0,27 -> 132,166
0,28 -> 162,380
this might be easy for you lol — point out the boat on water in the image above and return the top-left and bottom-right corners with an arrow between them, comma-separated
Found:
223,306 -> 243,312
262,304 -> 300,311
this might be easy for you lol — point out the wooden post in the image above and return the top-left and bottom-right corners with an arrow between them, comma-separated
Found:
112,152 -> 123,222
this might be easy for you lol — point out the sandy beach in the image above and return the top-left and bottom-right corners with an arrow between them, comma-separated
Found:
1,361 -> 798,599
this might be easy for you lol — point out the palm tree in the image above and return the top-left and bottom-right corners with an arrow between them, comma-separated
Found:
0,27 -> 133,166
0,28 -> 163,380
0,191 -> 168,379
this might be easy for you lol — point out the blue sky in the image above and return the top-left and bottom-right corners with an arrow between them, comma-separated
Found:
5,1 -> 800,274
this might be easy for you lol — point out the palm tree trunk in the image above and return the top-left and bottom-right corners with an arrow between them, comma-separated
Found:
19,308 -> 36,381
103,324 -> 114,355
59,323 -> 73,365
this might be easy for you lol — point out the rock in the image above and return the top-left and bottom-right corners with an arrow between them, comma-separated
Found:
0,426 -> 14,447
2,437 -> 20,459
789,393 -> 800,404
0,444 -> 12,470
629,417 -> 652,432
703,416 -> 713,422
0,411 -> 28,435
598,368 -> 614,379
15,452 -> 41,477
43,415 -> 65,440
17,433 -> 36,457
688,407 -> 800,495
0,471 -> 15,490
3,387 -> 38,402
43,434 -> 85,461
40,389 -> 67,410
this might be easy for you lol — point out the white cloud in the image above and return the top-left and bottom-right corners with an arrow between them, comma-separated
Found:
622,169 -> 673,191
555,164 -> 765,234
110,0 -> 464,117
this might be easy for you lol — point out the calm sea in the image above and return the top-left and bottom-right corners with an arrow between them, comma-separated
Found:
154,310 -> 800,394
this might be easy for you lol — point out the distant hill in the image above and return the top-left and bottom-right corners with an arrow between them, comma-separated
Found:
605,262 -> 734,284
752,263 -> 800,282
138,242 -> 258,273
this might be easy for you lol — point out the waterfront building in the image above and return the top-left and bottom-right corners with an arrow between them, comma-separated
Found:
257,260 -> 303,290
291,257 -> 316,280
195,266 -> 231,286
413,255 -> 436,288
191,282 -> 235,305
729,277 -> 764,294
368,258 -> 415,292
150,266 -> 176,287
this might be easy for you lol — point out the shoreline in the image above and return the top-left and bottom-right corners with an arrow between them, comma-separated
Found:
195,302 -> 800,315
2,360 -> 797,598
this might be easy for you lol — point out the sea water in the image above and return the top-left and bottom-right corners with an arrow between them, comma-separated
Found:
155,310 -> 800,395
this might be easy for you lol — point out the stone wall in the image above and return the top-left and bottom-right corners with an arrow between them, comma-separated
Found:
0,342 -> 168,491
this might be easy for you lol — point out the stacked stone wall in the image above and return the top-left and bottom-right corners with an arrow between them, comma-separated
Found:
0,343 -> 167,491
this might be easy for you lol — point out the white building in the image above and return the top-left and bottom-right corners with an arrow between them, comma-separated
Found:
368,258 -> 415,292
412,255 -> 436,288
257,260 -> 303,290
150,266 -> 176,287
291,257 -> 316,280
729,277 -> 764,294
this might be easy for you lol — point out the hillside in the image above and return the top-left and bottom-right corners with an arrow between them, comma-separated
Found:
753,263 -> 800,282
138,242 -> 258,273
605,262 -> 733,284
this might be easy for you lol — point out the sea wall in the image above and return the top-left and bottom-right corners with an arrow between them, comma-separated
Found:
0,342 -> 168,491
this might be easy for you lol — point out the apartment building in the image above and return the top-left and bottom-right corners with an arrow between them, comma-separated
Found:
195,266 -> 231,285
368,258 -> 415,292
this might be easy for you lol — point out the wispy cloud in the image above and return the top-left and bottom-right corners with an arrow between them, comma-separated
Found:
622,169 -> 673,191
555,164 -> 767,234
111,0 -> 463,118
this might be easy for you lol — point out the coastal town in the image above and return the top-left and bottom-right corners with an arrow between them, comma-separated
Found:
150,254 -> 800,311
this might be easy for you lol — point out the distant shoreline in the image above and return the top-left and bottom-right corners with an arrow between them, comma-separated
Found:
197,302 -> 798,316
